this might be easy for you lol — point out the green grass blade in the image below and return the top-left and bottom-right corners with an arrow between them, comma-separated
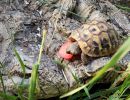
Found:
111,69 -> 130,88
108,90 -> 121,100
83,87 -> 90,99
14,48 -> 25,75
0,62 -> 7,99
126,95 -> 130,100
37,30 -> 46,65
55,58 -> 91,98
110,63 -> 130,99
53,60 -> 67,69
28,64 -> 39,100
116,4 -> 130,12
84,87 -> 119,100
60,37 -> 130,98
0,62 -> 20,100
0,93 -> 17,100
71,71 -> 91,98
119,63 -> 130,95
14,48 -> 26,100
28,30 -> 46,100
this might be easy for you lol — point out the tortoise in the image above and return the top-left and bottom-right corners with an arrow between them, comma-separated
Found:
66,20 -> 122,64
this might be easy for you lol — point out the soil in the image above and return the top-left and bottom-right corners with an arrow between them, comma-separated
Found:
0,0 -> 130,99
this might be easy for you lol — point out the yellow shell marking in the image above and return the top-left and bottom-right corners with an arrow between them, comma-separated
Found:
69,20 -> 121,57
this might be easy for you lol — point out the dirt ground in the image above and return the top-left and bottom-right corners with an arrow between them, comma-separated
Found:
0,0 -> 130,99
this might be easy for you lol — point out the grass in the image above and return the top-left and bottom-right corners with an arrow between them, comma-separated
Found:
0,30 -> 46,100
53,37 -> 130,100
116,4 -> 130,12
0,26 -> 130,100
1,19 -> 130,100
60,37 -> 130,99
0,1 -> 130,100
28,30 -> 46,100
0,61 -> 18,100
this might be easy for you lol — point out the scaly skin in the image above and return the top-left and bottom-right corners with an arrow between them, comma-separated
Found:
0,0 -> 130,99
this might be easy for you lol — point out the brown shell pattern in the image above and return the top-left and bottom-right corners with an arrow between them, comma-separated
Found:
70,20 -> 121,57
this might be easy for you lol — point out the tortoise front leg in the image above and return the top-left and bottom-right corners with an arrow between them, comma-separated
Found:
81,53 -> 91,65
66,42 -> 81,55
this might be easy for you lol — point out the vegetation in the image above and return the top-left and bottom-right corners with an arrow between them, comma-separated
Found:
60,37 -> 130,100
0,1 -> 130,100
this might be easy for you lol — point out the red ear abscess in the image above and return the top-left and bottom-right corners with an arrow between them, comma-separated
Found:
58,40 -> 73,60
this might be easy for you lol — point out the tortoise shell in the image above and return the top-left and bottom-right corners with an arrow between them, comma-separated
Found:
69,20 -> 121,57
